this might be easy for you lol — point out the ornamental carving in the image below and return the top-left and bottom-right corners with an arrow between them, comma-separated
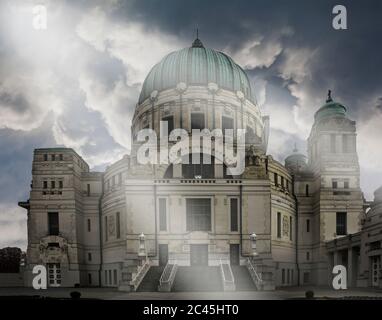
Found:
108,215 -> 116,236
283,215 -> 289,237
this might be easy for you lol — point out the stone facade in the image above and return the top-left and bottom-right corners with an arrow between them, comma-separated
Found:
18,40 -> 373,290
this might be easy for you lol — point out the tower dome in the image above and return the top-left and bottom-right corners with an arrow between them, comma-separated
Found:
314,90 -> 347,122
138,38 -> 256,104
285,145 -> 307,173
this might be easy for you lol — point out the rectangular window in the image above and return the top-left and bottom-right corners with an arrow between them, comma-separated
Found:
287,269 -> 290,284
286,180 -> 289,191
88,274 -> 92,285
306,219 -> 310,233
186,198 -> 211,231
116,212 -> 121,238
222,116 -> 234,131
342,134 -> 348,153
48,212 -> 59,236
277,212 -> 281,238
281,176 -> 284,188
344,181 -> 349,189
332,180 -> 338,189
113,270 -> 117,285
59,180 -> 63,189
305,184 -> 309,196
105,270 -> 108,285
109,270 -> 112,286
105,216 -> 108,241
59,154 -> 63,161
159,199 -> 167,231
112,176 -> 115,186
306,251 -> 310,261
44,154 -> 48,161
191,113 -> 205,130
303,272 -> 310,284
162,116 -> 174,136
51,180 -> 55,189
289,216 -> 292,241
87,219 -> 91,232
282,269 -> 285,284
274,173 -> 278,186
118,173 -> 122,185
230,198 -> 238,232
51,154 -> 56,161
43,180 -> 48,189
88,252 -> 92,261
87,183 -> 90,196
330,134 -> 336,153
336,212 -> 347,235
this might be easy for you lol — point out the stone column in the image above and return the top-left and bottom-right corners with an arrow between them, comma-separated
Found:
333,250 -> 339,267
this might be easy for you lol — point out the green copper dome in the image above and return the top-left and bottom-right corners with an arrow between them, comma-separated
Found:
314,91 -> 347,121
138,38 -> 256,104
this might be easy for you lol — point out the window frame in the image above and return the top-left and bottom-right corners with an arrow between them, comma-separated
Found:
158,198 -> 168,232
336,212 -> 347,236
229,197 -> 239,232
185,197 -> 213,232
48,212 -> 59,236
277,212 -> 281,238
190,112 -> 205,131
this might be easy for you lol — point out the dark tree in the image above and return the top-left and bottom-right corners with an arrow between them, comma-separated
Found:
0,247 -> 22,273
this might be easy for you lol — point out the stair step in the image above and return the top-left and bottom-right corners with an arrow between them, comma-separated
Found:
172,266 -> 223,292
137,266 -> 165,292
231,265 -> 257,291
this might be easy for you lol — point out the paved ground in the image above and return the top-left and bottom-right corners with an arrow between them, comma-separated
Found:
1,286 -> 382,300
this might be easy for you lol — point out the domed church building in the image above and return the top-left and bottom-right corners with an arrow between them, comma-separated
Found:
19,38 -> 369,291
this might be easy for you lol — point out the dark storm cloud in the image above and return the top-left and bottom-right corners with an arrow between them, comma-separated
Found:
0,115 -> 57,203
1,0 -> 382,248
109,0 -> 382,118
0,92 -> 29,113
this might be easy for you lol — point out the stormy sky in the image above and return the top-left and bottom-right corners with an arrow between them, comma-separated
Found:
0,0 -> 381,249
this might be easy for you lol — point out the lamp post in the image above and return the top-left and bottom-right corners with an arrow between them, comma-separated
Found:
250,232 -> 258,257
138,232 -> 147,258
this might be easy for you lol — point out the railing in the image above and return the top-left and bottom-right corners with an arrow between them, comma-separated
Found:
130,257 -> 150,291
246,257 -> 263,291
154,179 -> 242,185
219,259 -> 235,291
158,260 -> 178,292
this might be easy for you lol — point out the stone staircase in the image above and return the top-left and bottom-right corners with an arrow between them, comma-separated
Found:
231,265 -> 257,291
137,266 -> 165,292
172,266 -> 223,292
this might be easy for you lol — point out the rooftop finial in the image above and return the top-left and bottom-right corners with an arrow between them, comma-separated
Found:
192,28 -> 204,48
326,89 -> 333,103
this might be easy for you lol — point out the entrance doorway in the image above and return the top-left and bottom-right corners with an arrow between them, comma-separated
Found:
159,244 -> 168,266
190,245 -> 208,266
47,263 -> 61,287
372,256 -> 381,287
230,244 -> 240,265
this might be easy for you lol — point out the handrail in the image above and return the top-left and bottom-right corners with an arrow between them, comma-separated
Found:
247,257 -> 263,290
158,260 -> 178,291
219,259 -> 235,291
130,257 -> 150,290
